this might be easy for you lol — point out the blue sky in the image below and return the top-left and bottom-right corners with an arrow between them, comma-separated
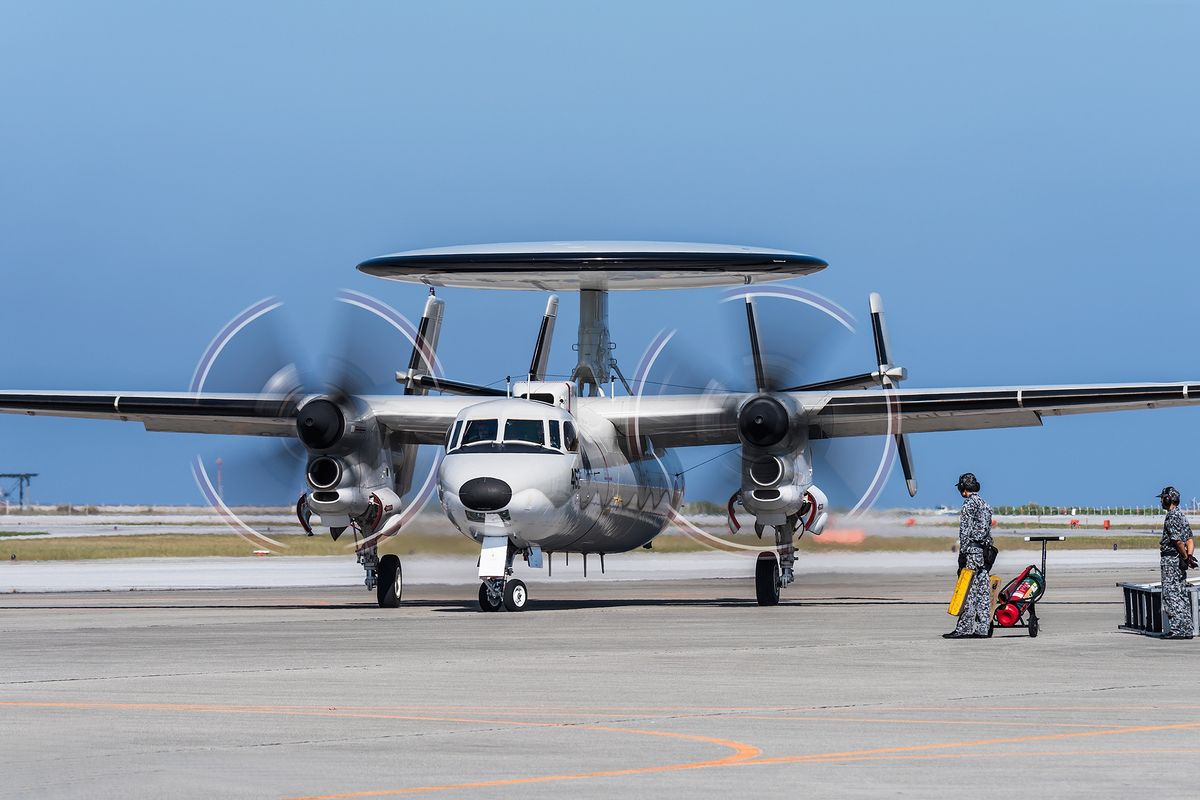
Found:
1,1 -> 1198,508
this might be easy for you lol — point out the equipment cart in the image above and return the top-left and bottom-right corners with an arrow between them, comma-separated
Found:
992,535 -> 1064,637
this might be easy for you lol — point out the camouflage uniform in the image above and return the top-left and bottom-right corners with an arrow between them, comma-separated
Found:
955,493 -> 993,636
1160,508 -> 1194,638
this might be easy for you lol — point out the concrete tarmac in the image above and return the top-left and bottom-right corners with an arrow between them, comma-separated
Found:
0,566 -> 1196,799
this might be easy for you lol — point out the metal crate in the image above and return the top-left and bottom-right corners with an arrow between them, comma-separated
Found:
1119,578 -> 1200,637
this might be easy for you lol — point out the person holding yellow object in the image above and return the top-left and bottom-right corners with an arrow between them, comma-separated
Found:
944,472 -> 994,639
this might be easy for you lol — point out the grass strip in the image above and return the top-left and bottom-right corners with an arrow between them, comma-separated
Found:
0,531 -> 1159,561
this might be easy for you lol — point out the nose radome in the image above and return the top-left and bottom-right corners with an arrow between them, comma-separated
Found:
458,477 -> 512,511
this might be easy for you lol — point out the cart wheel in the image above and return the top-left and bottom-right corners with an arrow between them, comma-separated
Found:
1029,615 -> 1039,637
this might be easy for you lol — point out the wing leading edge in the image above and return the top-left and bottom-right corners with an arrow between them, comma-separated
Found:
0,391 -> 479,441
589,381 -> 1200,449
4,381 -> 1197,447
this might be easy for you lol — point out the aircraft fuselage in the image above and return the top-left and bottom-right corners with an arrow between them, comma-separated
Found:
437,397 -> 683,555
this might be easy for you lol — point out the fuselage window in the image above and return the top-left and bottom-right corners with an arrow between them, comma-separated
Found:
563,421 -> 579,452
548,420 -> 562,450
525,393 -> 555,405
504,418 -> 545,446
461,418 -> 498,446
445,420 -> 463,451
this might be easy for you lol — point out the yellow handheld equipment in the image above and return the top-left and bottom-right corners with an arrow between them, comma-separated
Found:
948,568 -> 975,616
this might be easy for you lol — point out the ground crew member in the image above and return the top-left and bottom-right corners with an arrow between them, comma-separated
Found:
1157,486 -> 1196,639
944,472 -> 993,639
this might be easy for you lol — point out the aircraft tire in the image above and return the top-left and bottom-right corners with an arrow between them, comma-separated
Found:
755,552 -> 781,606
503,579 -> 529,612
376,554 -> 402,608
479,582 -> 502,612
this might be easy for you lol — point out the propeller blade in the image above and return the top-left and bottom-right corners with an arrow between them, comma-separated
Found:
869,291 -> 892,371
744,296 -> 768,393
527,295 -> 558,382
404,294 -> 445,395
895,432 -> 917,497
390,293 -> 445,494
868,292 -> 918,497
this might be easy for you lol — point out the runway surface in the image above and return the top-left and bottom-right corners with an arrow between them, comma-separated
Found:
0,548 -> 1165,592
1,564 -> 1195,799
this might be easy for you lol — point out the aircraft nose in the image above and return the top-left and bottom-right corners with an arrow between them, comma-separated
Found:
458,477 -> 512,511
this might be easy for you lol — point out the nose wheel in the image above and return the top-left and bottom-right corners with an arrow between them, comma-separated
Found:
478,577 -> 528,612
478,580 -> 503,611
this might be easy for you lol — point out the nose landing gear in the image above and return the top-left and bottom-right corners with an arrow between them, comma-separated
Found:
479,579 -> 503,612
476,536 -> 530,612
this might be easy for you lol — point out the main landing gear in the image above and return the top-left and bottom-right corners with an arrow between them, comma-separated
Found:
359,543 -> 403,608
755,522 -> 797,607
477,536 -> 530,612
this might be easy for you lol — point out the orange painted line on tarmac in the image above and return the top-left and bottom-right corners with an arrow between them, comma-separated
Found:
7,700 -> 1195,798
739,714 -> 1113,729
0,701 -> 584,729
287,728 -> 760,800
0,700 -> 760,800
754,745 -> 1200,766
737,720 -> 1200,767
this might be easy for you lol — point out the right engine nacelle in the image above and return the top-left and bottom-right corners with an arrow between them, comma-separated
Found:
737,393 -> 817,527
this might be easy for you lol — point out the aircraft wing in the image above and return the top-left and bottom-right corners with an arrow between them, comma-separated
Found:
590,381 -> 1200,449
0,392 -> 300,436
0,391 -> 479,441
804,382 -> 1200,438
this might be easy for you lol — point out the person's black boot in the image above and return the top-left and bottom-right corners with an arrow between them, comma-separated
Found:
942,631 -> 971,639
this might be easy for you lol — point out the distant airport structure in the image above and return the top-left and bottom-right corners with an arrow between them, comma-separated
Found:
0,472 -> 37,509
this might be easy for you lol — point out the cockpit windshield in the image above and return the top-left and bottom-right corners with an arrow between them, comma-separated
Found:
448,414 -> 571,455
504,419 -> 544,446
461,419 -> 498,446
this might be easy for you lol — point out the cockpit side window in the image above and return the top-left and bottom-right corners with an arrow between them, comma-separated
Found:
548,420 -> 561,450
563,421 -> 579,452
445,420 -> 463,451
461,419 -> 498,446
504,419 -> 544,446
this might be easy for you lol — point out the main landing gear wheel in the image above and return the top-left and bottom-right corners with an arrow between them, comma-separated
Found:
755,551 -> 781,606
478,581 -> 503,612
503,579 -> 529,612
376,554 -> 402,608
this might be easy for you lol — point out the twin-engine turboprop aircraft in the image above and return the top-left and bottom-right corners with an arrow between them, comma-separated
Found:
4,241 -> 1199,610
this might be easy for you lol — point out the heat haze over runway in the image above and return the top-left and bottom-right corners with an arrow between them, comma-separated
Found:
1,569 -> 1196,799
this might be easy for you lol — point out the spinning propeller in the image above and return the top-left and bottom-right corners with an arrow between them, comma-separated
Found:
639,288 -> 917,519
192,290 -> 444,541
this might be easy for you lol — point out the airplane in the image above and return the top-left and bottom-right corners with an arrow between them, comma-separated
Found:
4,241 -> 1199,611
